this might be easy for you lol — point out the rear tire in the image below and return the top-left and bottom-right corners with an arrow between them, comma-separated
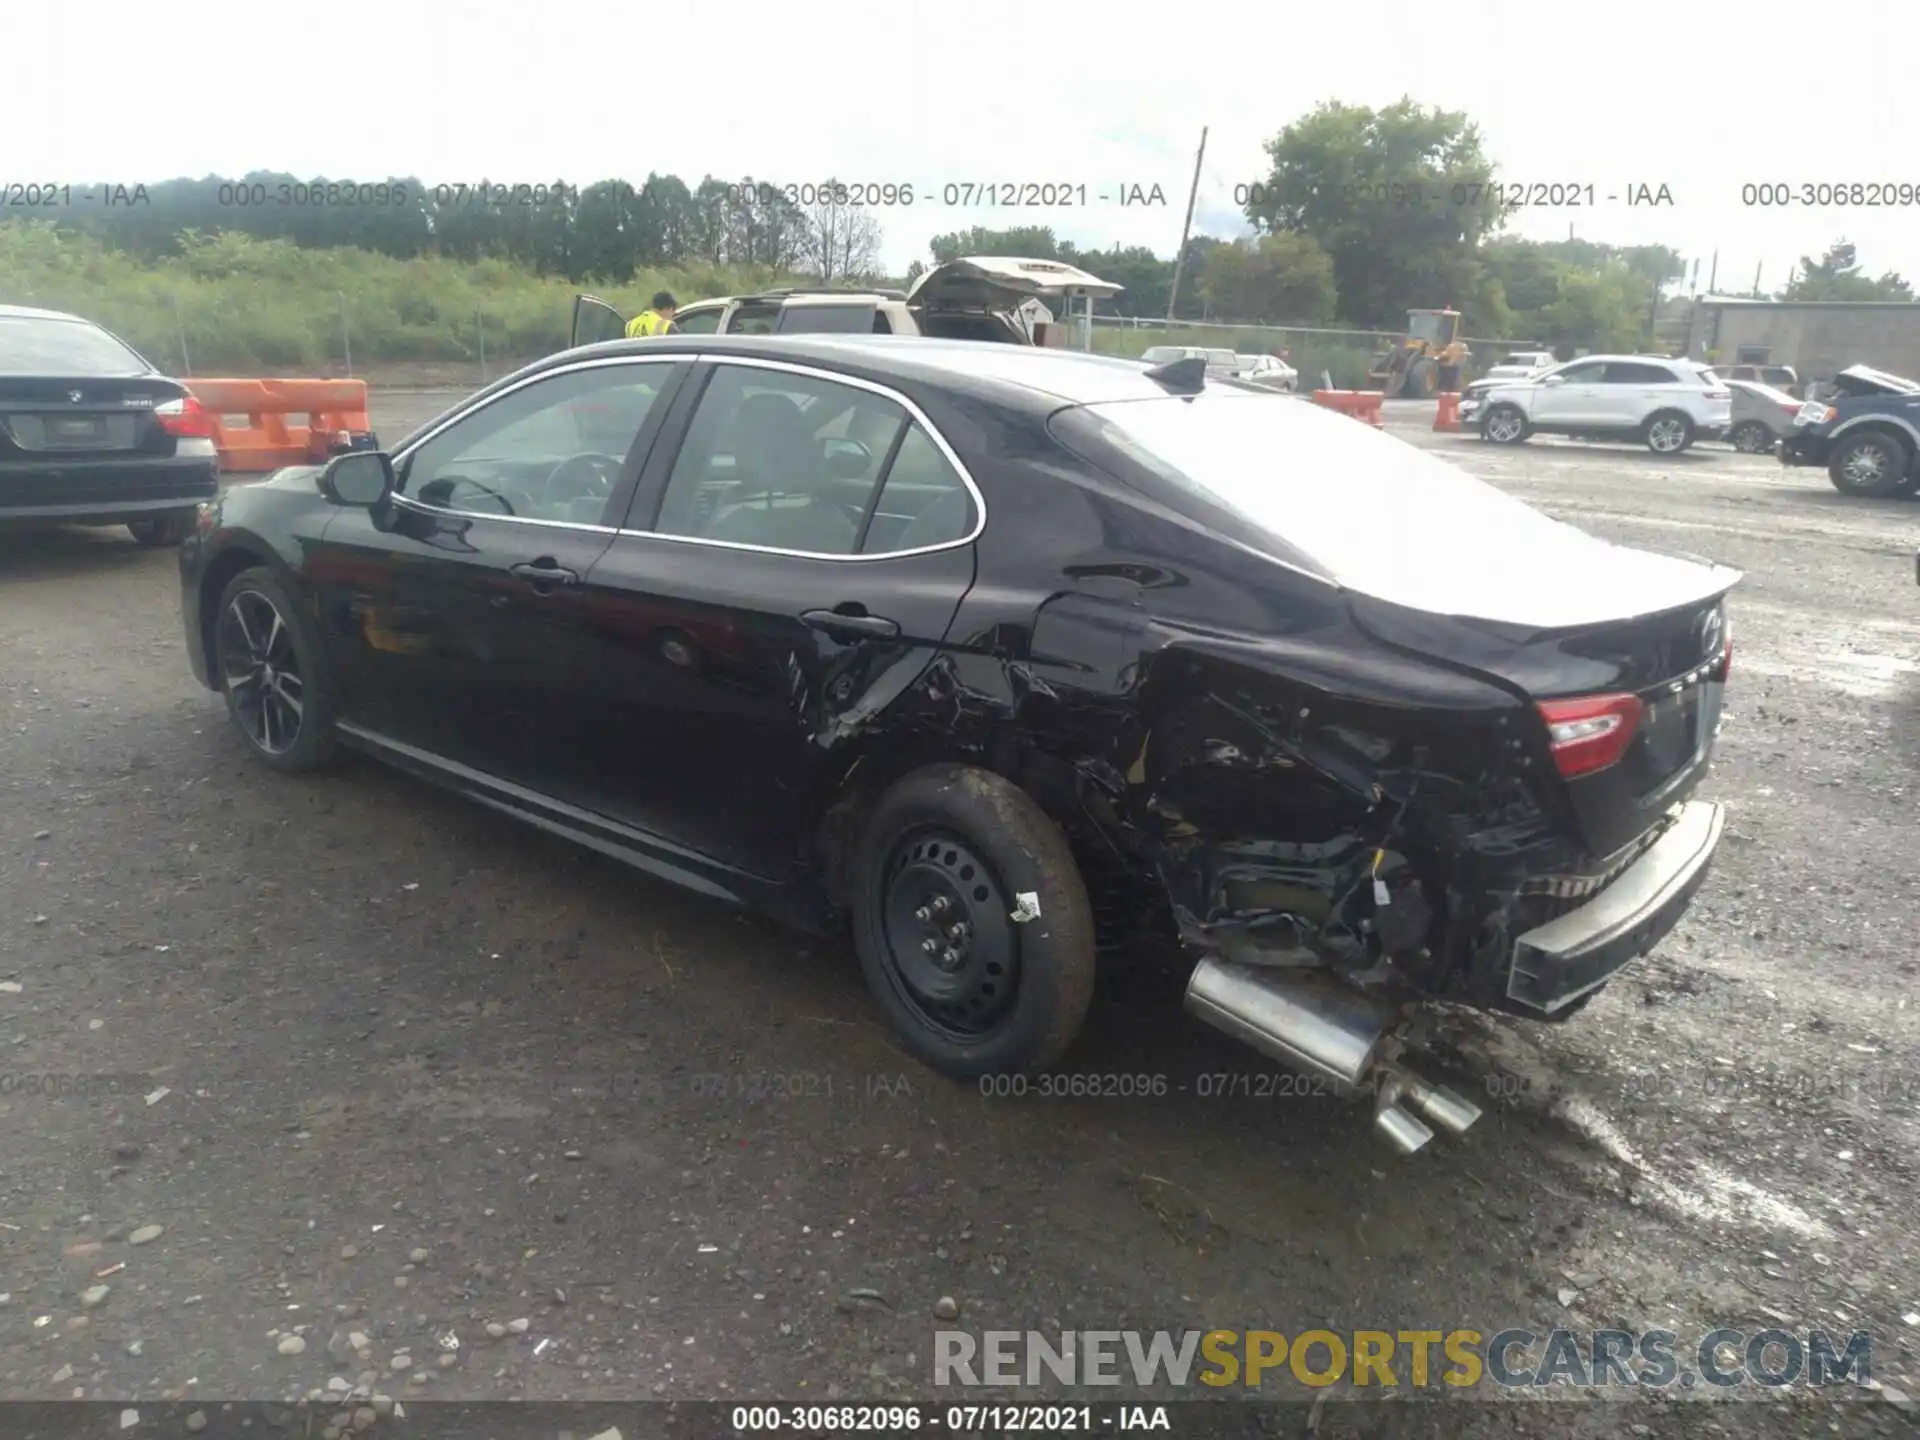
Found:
1827,431 -> 1912,497
1729,421 -> 1775,455
1643,411 -> 1695,454
213,567 -> 339,773
127,510 -> 196,547
1481,403 -> 1530,444
849,763 -> 1096,1080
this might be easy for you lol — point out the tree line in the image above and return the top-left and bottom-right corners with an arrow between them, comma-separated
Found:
17,97 -> 1914,352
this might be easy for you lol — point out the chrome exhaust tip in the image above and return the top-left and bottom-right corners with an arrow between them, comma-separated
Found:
1374,1103 -> 1435,1155
1380,1067 -> 1485,1137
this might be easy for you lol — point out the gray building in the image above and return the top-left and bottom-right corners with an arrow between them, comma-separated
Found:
1684,297 -> 1920,384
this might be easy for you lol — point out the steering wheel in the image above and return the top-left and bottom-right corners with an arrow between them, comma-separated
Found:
541,452 -> 623,504
434,476 -> 519,517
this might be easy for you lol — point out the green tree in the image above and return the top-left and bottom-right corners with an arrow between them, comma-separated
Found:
1242,99 -> 1501,329
1780,240 -> 1913,301
1194,233 -> 1337,324
927,225 -> 1063,264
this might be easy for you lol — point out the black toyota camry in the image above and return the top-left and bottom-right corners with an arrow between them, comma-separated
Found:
1,304 -> 219,545
178,334 -> 1739,1154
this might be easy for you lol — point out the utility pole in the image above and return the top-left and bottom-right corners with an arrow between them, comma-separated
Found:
1752,261 -> 1763,297
1707,250 -> 1719,294
1165,125 -> 1208,323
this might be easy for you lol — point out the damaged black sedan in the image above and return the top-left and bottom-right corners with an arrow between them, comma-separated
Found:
178,335 -> 1737,1154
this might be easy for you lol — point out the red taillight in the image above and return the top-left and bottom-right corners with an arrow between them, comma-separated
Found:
154,394 -> 214,439
1537,692 -> 1643,778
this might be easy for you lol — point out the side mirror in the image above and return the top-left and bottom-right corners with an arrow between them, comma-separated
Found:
319,450 -> 394,508
1540,375 -> 1565,387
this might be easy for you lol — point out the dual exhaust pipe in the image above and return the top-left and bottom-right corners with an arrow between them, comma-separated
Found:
1184,958 -> 1482,1155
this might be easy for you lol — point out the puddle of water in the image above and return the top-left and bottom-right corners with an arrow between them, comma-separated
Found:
1554,1094 -> 1832,1240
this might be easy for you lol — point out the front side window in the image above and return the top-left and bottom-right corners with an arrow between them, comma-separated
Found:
399,362 -> 669,525
1555,361 -> 1608,384
673,307 -> 724,335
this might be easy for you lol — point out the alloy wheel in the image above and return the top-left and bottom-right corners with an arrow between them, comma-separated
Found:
878,828 -> 1021,1042
1485,410 -> 1524,443
1840,444 -> 1888,487
216,589 -> 304,756
1647,417 -> 1689,453
1732,424 -> 1771,454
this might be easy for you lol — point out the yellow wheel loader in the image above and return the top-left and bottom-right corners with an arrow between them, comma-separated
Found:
1367,308 -> 1471,398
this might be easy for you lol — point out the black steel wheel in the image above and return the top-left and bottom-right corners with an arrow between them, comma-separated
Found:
851,764 -> 1095,1078
213,567 -> 338,771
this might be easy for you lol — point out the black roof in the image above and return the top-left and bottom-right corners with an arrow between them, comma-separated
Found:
540,333 -> 1182,408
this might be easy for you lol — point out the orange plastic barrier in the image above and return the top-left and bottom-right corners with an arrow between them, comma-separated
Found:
1434,391 -> 1462,432
185,378 -> 372,472
1312,389 -> 1386,428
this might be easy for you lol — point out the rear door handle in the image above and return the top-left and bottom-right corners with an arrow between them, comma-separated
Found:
801,607 -> 900,641
509,559 -> 579,588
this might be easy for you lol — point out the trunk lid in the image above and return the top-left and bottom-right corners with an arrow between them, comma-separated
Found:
0,375 -> 190,460
1351,590 -> 1735,859
908,255 -> 1122,344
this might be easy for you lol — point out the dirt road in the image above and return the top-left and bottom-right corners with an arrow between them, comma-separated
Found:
1,393 -> 1915,1437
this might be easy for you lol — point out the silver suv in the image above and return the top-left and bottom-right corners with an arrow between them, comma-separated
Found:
1466,355 -> 1733,455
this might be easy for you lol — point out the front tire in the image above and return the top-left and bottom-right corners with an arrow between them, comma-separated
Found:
1405,358 -> 1438,398
1643,411 -> 1695,454
213,567 -> 338,772
127,510 -> 196,547
850,764 -> 1096,1079
1729,421 -> 1775,454
1828,431 -> 1912,497
1481,403 -> 1530,444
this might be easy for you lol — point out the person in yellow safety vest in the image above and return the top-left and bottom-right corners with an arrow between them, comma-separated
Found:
626,291 -> 678,338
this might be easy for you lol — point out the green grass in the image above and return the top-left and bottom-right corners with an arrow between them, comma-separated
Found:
2,221 -> 1402,387
0,221 -> 802,374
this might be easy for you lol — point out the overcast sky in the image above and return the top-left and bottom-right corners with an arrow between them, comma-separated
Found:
9,0 -> 1918,293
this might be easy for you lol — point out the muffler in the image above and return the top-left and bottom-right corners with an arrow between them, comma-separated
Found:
1184,958 -> 1485,1154
1184,958 -> 1390,1095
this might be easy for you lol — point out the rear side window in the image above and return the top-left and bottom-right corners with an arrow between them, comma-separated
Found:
860,425 -> 976,554
1691,366 -> 1722,387
0,316 -> 149,375
777,304 -> 878,335
1601,362 -> 1678,384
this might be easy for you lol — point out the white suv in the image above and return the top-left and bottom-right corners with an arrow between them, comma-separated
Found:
1468,355 -> 1732,454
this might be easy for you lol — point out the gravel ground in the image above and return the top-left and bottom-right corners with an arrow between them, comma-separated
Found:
1,390 -> 1916,1439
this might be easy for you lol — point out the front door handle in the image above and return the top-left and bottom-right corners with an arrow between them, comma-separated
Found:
801,607 -> 900,642
510,559 -> 579,588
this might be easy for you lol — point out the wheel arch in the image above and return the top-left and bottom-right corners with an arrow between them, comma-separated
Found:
1830,416 -> 1920,456
196,538 -> 298,687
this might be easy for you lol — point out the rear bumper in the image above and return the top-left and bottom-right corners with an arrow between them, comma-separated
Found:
1505,800 -> 1725,1015
0,455 -> 219,524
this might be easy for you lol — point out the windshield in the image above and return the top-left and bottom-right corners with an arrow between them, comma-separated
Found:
1057,390 -> 1727,627
1406,312 -> 1452,343
1205,349 -> 1238,367
1140,347 -> 1188,363
0,315 -> 150,375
